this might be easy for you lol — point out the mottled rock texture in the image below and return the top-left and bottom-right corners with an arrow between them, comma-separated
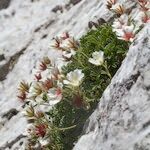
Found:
0,0 -> 148,149
74,23 -> 150,150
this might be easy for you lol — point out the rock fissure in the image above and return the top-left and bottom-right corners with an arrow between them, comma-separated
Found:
0,39 -> 33,81
0,134 -> 26,150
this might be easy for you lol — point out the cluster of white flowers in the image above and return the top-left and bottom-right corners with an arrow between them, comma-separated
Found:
17,28 -> 110,147
107,0 -> 150,42
17,32 -> 83,148
16,1 -> 150,148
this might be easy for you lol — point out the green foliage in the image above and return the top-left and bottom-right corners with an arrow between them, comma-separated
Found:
48,24 -> 129,149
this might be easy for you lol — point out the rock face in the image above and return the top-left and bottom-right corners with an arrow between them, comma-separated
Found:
0,0 -> 148,149
74,23 -> 150,150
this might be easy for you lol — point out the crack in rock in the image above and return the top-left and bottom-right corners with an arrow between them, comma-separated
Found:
0,54 -> 5,61
0,40 -> 33,81
34,19 -> 55,32
52,5 -> 63,13
2,108 -> 19,121
0,0 -> 11,10
0,134 -> 26,150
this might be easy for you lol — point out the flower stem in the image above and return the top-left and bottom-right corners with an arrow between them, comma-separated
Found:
80,51 -> 89,59
57,125 -> 76,131
73,57 -> 85,67
102,62 -> 112,79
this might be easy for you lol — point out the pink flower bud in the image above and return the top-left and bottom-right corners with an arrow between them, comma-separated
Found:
35,124 -> 47,137
39,62 -> 47,71
35,73 -> 42,81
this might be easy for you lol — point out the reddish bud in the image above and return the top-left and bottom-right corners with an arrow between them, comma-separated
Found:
123,32 -> 134,41
43,79 -> 53,91
39,62 -> 47,71
17,92 -> 26,101
73,94 -> 83,108
142,13 -> 150,23
61,32 -> 70,40
138,0 -> 147,5
36,111 -> 44,118
52,37 -> 61,49
35,73 -> 42,81
35,124 -> 47,137
56,88 -> 62,96
52,68 -> 60,80
139,1 -> 149,11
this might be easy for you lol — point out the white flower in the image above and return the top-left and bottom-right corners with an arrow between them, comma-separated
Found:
59,38 -> 72,50
63,69 -> 84,87
47,88 -> 58,99
54,58 -> 69,72
36,93 -> 46,103
39,138 -> 50,146
62,49 -> 76,59
47,88 -> 62,105
112,20 -> 122,31
27,82 -> 47,103
40,69 -> 52,81
88,51 -> 104,66
112,14 -> 129,31
57,80 -> 63,89
114,23 -> 139,42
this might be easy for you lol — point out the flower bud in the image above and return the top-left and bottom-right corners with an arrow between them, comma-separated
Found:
43,57 -> 51,65
106,0 -> 116,10
25,105 -> 35,118
114,4 -> 125,15
43,78 -> 53,91
39,62 -> 47,71
35,124 -> 47,137
35,73 -> 42,81
73,94 -> 84,108
51,37 -> 61,49
60,32 -> 70,40
35,111 -> 44,118
18,81 -> 29,93
17,92 -> 26,101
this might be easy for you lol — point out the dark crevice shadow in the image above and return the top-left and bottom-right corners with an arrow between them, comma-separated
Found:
0,0 -> 11,10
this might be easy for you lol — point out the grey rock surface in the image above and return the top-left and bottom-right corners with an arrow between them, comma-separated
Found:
0,0 -> 146,149
74,23 -> 150,150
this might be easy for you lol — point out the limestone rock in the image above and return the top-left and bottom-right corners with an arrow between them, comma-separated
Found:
0,0 -> 145,149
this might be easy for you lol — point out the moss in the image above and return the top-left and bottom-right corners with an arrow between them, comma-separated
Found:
48,24 -> 129,149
